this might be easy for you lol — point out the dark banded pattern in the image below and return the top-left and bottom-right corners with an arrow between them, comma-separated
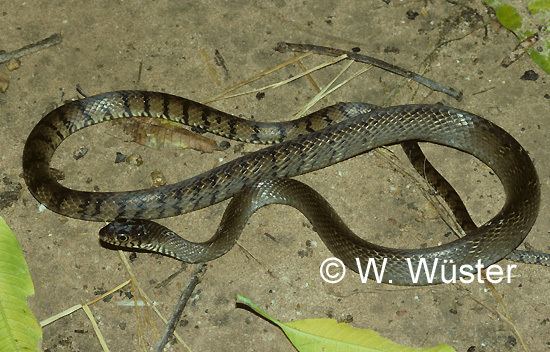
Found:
23,90 -> 547,285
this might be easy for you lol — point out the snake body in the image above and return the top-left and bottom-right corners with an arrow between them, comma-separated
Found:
23,91 -> 543,285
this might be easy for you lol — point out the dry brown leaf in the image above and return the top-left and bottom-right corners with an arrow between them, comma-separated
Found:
121,118 -> 224,153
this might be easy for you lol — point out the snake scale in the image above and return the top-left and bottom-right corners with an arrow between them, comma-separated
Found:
23,90 -> 547,285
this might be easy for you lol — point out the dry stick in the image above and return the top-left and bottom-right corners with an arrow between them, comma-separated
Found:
117,251 -> 191,351
155,264 -> 188,289
0,33 -> 62,64
275,42 -> 463,101
294,53 -> 321,92
204,52 -> 312,103
156,263 -> 207,352
294,65 -> 373,119
293,59 -> 354,117
40,279 -> 132,327
216,54 -> 348,100
374,148 -> 465,238
82,305 -> 110,352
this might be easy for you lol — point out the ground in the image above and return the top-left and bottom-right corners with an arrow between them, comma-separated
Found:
0,1 -> 549,351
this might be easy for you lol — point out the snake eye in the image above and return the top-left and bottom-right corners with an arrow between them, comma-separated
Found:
117,233 -> 129,242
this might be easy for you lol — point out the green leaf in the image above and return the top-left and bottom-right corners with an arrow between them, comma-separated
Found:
237,295 -> 455,352
0,216 -> 42,351
528,0 -> 550,14
529,47 -> 550,73
494,3 -> 523,32
484,0 -> 550,73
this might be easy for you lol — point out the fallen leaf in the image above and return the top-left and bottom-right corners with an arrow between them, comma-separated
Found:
237,295 -> 456,352
121,118 -> 224,153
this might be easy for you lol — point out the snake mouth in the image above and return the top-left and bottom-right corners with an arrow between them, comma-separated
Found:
98,239 -> 156,256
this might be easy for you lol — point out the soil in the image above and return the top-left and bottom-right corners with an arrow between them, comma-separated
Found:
1,1 -> 548,351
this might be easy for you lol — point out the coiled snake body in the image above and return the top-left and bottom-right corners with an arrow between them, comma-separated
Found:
23,91 -> 545,285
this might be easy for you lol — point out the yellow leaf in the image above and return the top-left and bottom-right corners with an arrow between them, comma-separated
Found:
237,295 -> 455,352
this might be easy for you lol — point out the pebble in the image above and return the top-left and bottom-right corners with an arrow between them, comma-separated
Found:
150,170 -> 167,187
6,59 -> 21,71
126,153 -> 143,166
114,152 -> 127,163
520,70 -> 538,81
218,140 -> 230,150
73,146 -> 88,160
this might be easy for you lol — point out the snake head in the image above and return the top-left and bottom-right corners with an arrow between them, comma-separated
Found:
99,219 -> 150,249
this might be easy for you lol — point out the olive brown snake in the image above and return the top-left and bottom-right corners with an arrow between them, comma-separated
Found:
22,90 -> 548,285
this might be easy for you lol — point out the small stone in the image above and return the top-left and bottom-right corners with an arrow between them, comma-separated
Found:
339,314 -> 353,323
94,287 -> 106,295
6,59 -> 21,71
297,249 -> 310,258
305,239 -> 317,248
218,140 -> 230,150
351,47 -> 361,53
150,170 -> 167,187
406,10 -> 419,20
126,153 -> 143,166
114,152 -> 127,163
255,92 -> 265,100
505,335 -> 517,347
520,70 -> 538,81
73,146 -> 88,160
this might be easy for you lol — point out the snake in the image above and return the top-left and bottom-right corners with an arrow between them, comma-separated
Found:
22,90 -> 548,285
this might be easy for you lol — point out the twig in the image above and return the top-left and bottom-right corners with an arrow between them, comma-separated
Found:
155,264 -> 188,289
294,54 -> 321,92
82,304 -> 110,352
275,42 -> 463,101
117,251 -> 190,350
204,52 -> 311,103
216,54 -> 347,100
156,263 -> 207,352
40,279 -> 132,327
75,84 -> 88,98
0,33 -> 62,64
136,60 -> 143,85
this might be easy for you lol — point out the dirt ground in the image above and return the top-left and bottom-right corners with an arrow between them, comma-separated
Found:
1,1 -> 549,351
